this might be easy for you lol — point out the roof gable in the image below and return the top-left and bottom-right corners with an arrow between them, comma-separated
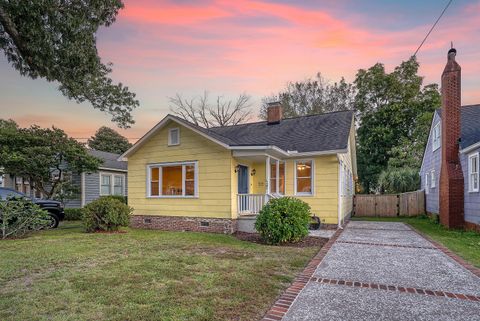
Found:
435,104 -> 480,150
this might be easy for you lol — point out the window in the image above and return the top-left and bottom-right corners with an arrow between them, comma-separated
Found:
168,128 -> 180,146
148,162 -> 197,197
468,153 -> 479,192
100,174 -> 111,195
268,159 -> 285,195
424,173 -> 429,194
430,170 -> 436,188
432,123 -> 441,151
100,173 -> 125,196
295,160 -> 313,195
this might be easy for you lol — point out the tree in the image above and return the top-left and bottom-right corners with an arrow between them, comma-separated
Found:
169,91 -> 252,128
0,1 -> 138,128
259,73 -> 355,119
0,122 -> 101,199
377,167 -> 420,194
88,126 -> 132,154
355,57 -> 440,193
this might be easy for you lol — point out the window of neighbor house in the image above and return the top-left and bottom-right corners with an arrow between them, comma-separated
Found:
148,162 -> 197,197
295,160 -> 313,195
432,123 -> 441,151
168,128 -> 180,146
424,173 -> 429,194
113,175 -> 124,195
100,174 -> 111,195
468,153 -> 479,192
431,170 -> 436,188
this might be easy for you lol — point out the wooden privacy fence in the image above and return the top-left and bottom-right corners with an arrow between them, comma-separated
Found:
354,190 -> 425,217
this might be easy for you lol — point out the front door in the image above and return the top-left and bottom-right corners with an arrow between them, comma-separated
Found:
237,165 -> 249,194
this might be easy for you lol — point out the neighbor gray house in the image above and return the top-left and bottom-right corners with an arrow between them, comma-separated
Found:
0,150 -> 128,207
420,48 -> 480,231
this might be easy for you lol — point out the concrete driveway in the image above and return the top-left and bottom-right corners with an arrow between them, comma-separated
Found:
264,221 -> 480,321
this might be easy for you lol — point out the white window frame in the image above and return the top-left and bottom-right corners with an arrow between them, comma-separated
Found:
267,158 -> 286,195
100,172 -> 126,196
147,161 -> 198,198
432,123 -> 441,151
468,152 -> 479,193
168,128 -> 180,146
294,159 -> 314,196
424,173 -> 429,194
430,170 -> 436,188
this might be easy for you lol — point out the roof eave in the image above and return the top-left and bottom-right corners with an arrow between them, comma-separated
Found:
460,140 -> 480,154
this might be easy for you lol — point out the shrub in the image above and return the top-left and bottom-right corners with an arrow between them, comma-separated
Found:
99,195 -> 127,204
0,196 -> 51,239
83,197 -> 132,232
377,167 -> 420,194
254,197 -> 311,245
64,208 -> 84,221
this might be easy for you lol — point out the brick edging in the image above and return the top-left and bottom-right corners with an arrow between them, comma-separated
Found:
408,225 -> 480,278
261,224 -> 346,321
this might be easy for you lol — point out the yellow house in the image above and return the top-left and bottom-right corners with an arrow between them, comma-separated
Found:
120,103 -> 357,234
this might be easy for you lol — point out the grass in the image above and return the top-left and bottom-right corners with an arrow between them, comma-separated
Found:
352,216 -> 480,268
0,222 -> 318,321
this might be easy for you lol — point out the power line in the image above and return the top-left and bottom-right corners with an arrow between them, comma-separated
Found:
413,0 -> 453,57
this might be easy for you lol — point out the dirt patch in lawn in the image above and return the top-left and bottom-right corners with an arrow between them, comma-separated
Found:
234,232 -> 328,248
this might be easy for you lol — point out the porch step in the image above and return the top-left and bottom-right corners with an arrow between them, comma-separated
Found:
237,216 -> 257,233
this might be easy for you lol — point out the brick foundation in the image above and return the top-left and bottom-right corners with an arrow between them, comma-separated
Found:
130,215 -> 237,234
465,221 -> 480,233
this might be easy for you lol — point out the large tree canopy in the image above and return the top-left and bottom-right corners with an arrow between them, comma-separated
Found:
259,73 -> 355,119
354,57 -> 440,193
88,126 -> 132,154
0,120 -> 100,199
0,1 -> 138,128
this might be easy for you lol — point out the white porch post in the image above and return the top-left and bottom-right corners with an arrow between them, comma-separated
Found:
266,156 -> 270,195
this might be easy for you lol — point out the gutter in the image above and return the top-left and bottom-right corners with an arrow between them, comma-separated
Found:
336,153 -> 343,229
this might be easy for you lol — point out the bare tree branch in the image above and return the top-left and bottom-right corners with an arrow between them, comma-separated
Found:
169,91 -> 252,128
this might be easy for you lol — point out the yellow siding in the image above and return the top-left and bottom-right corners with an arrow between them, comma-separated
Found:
128,121 -> 233,218
285,156 -> 339,225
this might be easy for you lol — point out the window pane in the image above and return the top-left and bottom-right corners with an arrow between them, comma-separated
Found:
162,166 -> 182,195
279,162 -> 285,194
185,165 -> 195,180
297,178 -> 312,193
114,176 -> 123,195
151,168 -> 159,196
185,181 -> 195,196
296,161 -> 312,178
101,175 -> 111,195
185,165 -> 195,196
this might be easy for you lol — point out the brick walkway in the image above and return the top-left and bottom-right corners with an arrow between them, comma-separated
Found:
262,221 -> 480,321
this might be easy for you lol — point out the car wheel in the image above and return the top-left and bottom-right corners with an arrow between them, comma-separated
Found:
48,213 -> 60,229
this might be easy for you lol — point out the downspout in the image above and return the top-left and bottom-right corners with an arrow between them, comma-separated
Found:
337,154 -> 343,229
81,172 -> 86,207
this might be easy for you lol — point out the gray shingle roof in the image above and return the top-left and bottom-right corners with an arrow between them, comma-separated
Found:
436,104 -> 480,149
173,111 -> 354,153
88,150 -> 127,171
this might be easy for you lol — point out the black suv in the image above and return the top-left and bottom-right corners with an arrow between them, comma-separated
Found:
0,187 -> 65,228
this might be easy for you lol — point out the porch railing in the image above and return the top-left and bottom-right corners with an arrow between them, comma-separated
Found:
237,194 -> 268,215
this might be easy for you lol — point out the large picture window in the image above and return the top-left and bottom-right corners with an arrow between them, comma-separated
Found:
295,160 -> 313,195
268,159 -> 285,195
468,153 -> 479,193
148,162 -> 198,197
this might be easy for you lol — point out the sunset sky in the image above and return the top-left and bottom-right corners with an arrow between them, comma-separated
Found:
1,0 -> 479,143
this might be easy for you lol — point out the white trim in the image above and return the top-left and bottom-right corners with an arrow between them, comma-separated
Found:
337,154 -> 342,228
468,152 -> 479,193
81,172 -> 86,207
99,171 -> 126,196
98,167 -> 127,173
294,159 -> 314,196
146,161 -> 198,198
424,173 -> 429,194
168,127 -> 180,146
461,141 -> 480,154
430,169 -> 436,188
420,113 -> 439,174
266,156 -> 271,194
432,123 -> 441,151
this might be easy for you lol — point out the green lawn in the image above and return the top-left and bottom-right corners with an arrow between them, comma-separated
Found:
0,222 -> 318,321
352,216 -> 480,268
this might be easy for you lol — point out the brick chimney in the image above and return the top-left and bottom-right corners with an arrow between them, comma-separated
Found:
267,101 -> 283,124
439,47 -> 464,229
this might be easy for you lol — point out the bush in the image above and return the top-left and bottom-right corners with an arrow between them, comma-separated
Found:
254,197 -> 311,245
0,196 -> 51,239
99,195 -> 127,204
377,167 -> 420,194
83,197 -> 132,232
64,208 -> 84,221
